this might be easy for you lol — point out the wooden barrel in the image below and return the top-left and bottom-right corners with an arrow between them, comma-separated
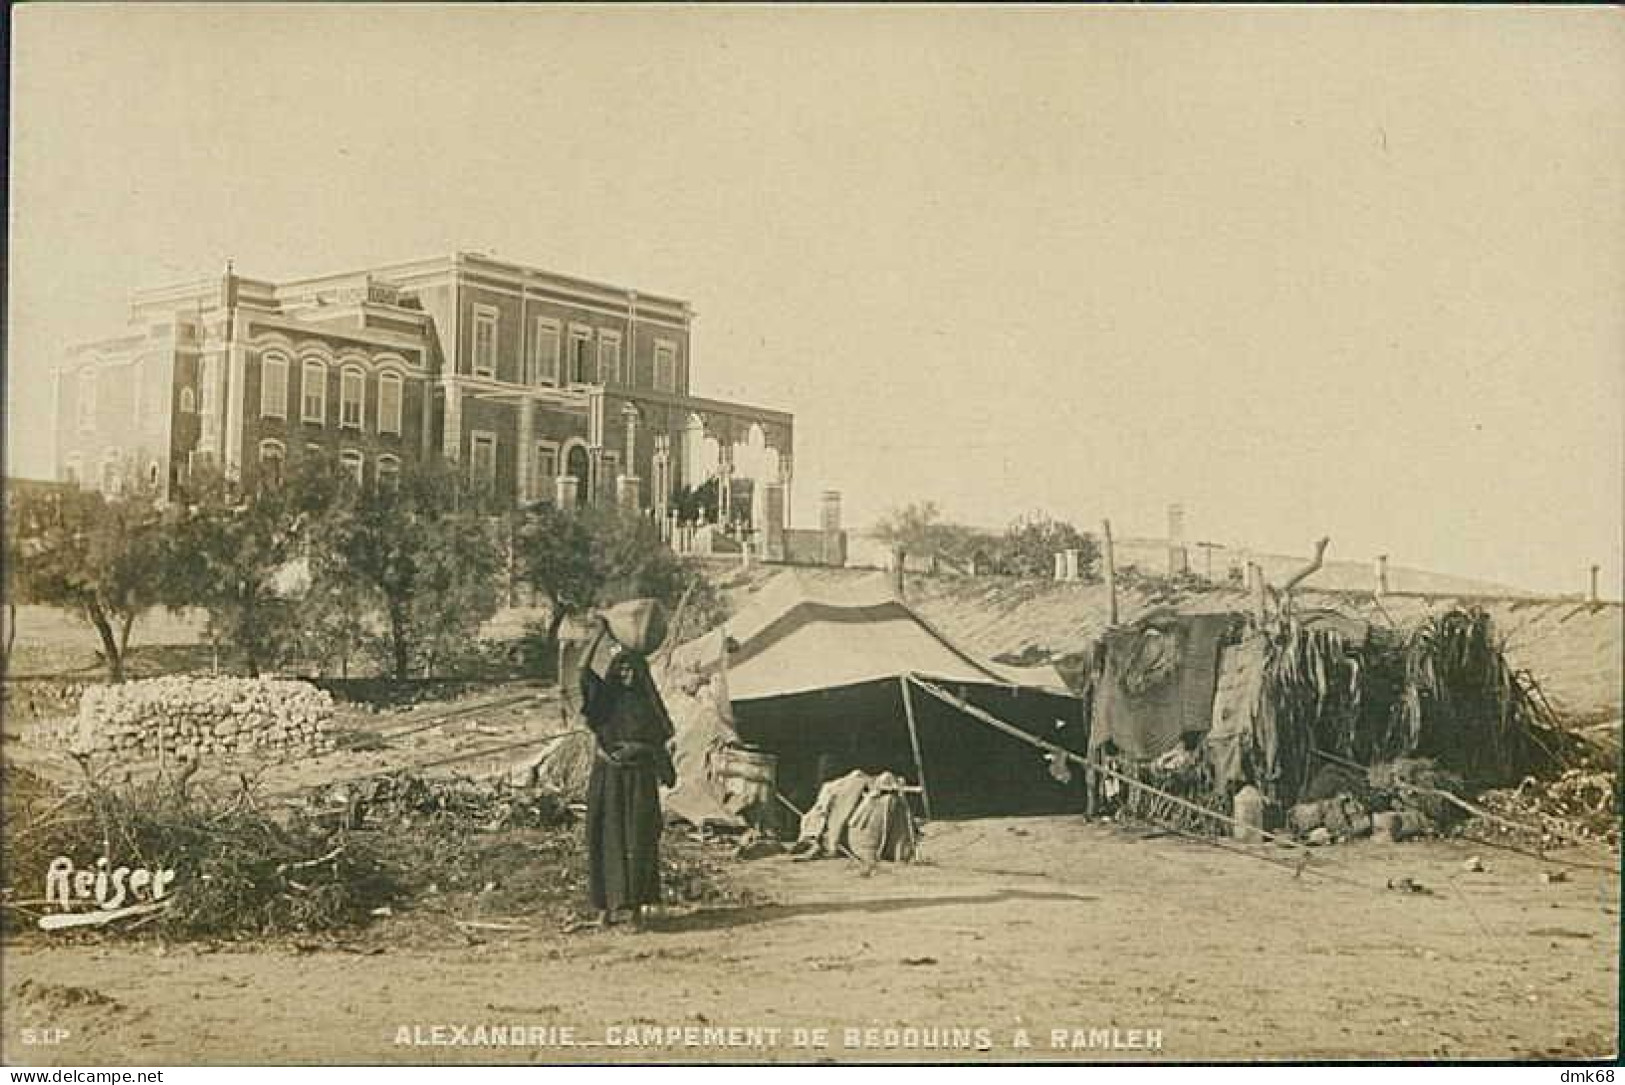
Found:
717,745 -> 779,813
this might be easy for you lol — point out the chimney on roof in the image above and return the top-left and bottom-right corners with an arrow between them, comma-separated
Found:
819,490 -> 846,568
1375,554 -> 1390,598
1167,503 -> 1189,577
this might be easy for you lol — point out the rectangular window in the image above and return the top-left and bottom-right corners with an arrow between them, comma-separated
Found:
528,318 -> 560,386
378,373 -> 403,435
132,361 -> 145,428
302,362 -> 327,424
260,356 -> 289,419
598,333 -> 622,385
340,369 -> 365,430
77,369 -> 97,432
654,341 -> 677,393
569,327 -> 593,384
472,305 -> 499,378
470,432 -> 497,487
531,441 -> 558,502
199,358 -> 220,441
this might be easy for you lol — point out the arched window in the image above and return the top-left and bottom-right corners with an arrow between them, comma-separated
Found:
301,359 -> 328,424
377,371 -> 404,435
179,387 -> 196,413
339,449 -> 364,488
258,439 -> 286,486
340,366 -> 365,430
260,353 -> 290,419
376,454 -> 401,492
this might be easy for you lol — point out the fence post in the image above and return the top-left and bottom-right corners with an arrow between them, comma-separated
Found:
1101,519 -> 1119,627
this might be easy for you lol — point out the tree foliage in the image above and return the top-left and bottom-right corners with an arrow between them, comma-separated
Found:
311,464 -> 501,680
6,486 -> 172,680
871,501 -> 1099,579
517,504 -> 707,653
165,461 -> 346,676
993,511 -> 1100,580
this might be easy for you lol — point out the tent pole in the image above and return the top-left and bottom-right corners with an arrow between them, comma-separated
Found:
899,675 -> 934,821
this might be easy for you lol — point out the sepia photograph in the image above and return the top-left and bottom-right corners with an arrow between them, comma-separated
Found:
2,3 -> 1621,1071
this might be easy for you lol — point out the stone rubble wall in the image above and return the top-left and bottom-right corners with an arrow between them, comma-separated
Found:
69,677 -> 337,759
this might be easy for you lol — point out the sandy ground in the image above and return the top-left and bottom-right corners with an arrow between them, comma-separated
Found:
4,817 -> 1617,1065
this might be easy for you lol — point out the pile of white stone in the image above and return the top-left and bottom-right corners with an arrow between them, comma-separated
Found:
71,677 -> 338,759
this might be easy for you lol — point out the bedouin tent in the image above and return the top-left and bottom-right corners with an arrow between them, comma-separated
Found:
675,572 -> 1090,819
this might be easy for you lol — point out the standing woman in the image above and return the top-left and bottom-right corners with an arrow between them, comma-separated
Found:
579,599 -> 677,929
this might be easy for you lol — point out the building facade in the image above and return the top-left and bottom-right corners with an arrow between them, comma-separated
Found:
54,253 -> 794,523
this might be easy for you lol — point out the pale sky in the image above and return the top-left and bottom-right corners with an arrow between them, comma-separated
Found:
9,5 -> 1623,595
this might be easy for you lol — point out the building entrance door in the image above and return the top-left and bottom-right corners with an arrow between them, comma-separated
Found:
566,446 -> 590,506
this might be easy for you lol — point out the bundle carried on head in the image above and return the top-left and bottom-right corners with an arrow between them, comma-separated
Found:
599,598 -> 669,656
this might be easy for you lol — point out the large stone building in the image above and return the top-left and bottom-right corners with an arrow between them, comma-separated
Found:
54,252 -> 794,524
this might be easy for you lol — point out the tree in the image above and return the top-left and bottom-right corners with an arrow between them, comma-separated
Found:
295,575 -> 375,678
312,463 -> 501,680
517,503 -> 703,657
2,501 -> 29,665
8,486 -> 171,681
165,461 -> 345,676
992,511 -> 1100,580
873,502 -> 1001,571
872,501 -> 947,558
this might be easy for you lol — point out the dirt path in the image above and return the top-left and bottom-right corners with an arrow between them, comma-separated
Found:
4,818 -> 1617,1065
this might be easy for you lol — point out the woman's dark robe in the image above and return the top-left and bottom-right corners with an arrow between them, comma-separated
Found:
580,639 -> 676,913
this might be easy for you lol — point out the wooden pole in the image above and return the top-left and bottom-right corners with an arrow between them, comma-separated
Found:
1101,519 -> 1118,627
899,675 -> 934,821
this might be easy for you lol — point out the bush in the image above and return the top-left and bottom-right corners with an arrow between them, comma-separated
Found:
3,768 -> 401,939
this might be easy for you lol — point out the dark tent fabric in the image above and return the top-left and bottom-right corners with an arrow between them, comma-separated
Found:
732,677 -> 1087,819
1090,613 -> 1237,760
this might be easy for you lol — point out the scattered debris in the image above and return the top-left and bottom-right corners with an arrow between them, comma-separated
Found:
305,771 -> 574,833
1462,856 -> 1485,873
1387,877 -> 1433,895
9,979 -> 122,1014
455,918 -> 530,933
734,833 -> 785,861
1474,768 -> 1620,850
1371,811 -> 1404,842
